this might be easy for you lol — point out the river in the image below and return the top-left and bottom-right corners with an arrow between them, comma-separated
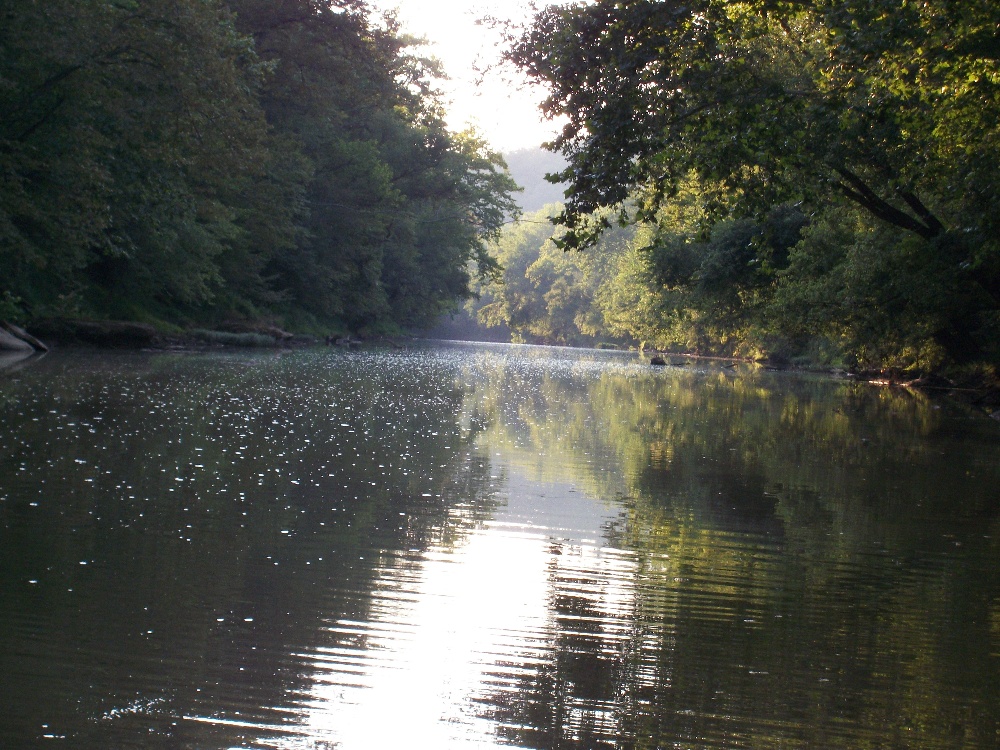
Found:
1,342 -> 999,749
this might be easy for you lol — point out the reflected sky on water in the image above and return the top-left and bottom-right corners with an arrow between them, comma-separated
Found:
1,342 -> 999,749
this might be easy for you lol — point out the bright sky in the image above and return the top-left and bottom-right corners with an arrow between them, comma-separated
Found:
368,0 -> 561,153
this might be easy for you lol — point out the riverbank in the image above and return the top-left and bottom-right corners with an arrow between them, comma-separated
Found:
6,318 -> 999,420
646,349 -> 1000,421
0,317 -> 383,352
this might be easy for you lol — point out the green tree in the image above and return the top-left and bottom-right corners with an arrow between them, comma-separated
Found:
0,0 -> 273,317
1,0 -> 518,335
477,205 -> 633,346
510,0 -> 1000,368
227,0 -> 517,333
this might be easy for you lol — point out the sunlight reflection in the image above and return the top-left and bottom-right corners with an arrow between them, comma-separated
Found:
250,469 -> 631,749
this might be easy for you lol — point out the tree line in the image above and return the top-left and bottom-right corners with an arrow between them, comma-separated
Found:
475,0 -> 1000,374
1,0 -> 518,335
5,0 -> 998,374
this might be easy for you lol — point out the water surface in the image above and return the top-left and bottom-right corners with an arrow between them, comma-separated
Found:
1,343 -> 999,748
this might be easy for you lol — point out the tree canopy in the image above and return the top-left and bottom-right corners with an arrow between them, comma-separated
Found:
507,0 -> 1000,370
0,0 -> 518,334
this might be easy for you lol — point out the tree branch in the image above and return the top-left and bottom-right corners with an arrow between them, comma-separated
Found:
832,166 -> 940,240
897,190 -> 945,237
16,95 -> 68,141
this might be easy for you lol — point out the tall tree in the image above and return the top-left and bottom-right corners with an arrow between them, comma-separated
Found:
227,0 -> 518,332
1,0 -> 519,334
511,0 -> 999,247
0,0 -> 272,315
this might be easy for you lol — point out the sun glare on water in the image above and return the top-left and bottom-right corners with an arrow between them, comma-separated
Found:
236,469 -> 634,748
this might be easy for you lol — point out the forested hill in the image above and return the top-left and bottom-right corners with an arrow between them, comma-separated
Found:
0,0 -> 517,336
503,148 -> 567,213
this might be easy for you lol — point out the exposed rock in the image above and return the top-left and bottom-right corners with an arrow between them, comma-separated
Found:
328,336 -> 362,349
1,321 -> 48,351
0,327 -> 33,352
903,373 -> 955,390
217,321 -> 294,340
190,329 -> 278,347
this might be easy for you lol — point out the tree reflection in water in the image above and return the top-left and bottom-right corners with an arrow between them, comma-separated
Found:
466,348 -> 1000,749
1,344 -> 998,749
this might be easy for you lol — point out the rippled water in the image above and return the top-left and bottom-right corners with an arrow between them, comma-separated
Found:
1,342 -> 999,749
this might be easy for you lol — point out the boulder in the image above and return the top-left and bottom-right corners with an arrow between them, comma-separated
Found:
217,321 -> 294,340
0,327 -> 33,352
1,321 -> 48,351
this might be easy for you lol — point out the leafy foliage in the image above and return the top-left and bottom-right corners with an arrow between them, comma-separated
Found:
474,205 -> 635,347
507,0 -> 1000,371
0,0 -> 518,334
1,0 -> 271,314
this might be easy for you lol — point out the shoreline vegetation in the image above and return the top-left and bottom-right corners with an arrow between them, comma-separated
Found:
1,0 -> 517,347
3,0 -> 999,412
494,0 -> 1000,389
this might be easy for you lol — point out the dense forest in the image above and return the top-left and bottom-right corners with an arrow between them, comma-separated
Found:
0,0 -> 518,336
474,0 -> 1000,375
3,0 -> 999,378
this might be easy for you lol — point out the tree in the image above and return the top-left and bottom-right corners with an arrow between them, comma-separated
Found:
227,0 -> 518,333
512,0 -> 999,244
476,204 -> 634,346
509,0 -> 1000,367
1,0 -> 519,334
0,0 -> 273,316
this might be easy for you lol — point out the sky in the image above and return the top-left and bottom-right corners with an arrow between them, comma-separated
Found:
367,0 -> 562,154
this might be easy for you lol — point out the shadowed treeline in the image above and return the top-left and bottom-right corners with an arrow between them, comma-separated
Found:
0,0 -> 517,336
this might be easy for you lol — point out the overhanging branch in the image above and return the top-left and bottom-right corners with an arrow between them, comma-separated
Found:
832,166 -> 944,240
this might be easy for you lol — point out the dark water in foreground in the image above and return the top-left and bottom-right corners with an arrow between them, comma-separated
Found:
1,342 -> 999,749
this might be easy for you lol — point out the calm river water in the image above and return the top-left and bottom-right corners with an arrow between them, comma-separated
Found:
1,342 -> 999,749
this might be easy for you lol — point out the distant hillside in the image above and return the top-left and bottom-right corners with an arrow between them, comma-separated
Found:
503,148 -> 568,213
421,305 -> 511,343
